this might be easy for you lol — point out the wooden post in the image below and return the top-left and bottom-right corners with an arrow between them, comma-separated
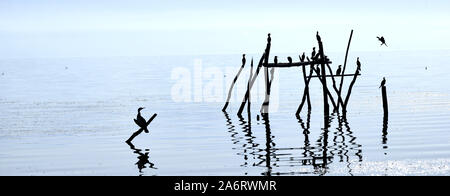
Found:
382,85 -> 388,118
222,56 -> 247,111
338,30 -> 354,111
247,59 -> 254,119
261,40 -> 272,114
316,32 -> 329,116
126,114 -> 158,143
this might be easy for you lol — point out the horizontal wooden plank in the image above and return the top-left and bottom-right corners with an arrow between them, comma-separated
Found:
264,60 -> 332,68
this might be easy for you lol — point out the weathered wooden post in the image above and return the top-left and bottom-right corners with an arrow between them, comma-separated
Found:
316,32 -> 329,116
223,55 -> 247,111
247,59 -> 254,119
261,34 -> 272,114
338,30 -> 354,111
382,85 -> 388,118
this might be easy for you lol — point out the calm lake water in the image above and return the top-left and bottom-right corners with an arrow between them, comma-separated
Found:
1,50 -> 449,176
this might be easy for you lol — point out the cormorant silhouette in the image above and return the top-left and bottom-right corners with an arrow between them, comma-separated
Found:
336,65 -> 342,76
242,54 -> 246,65
287,56 -> 292,64
274,56 -> 278,65
301,52 -> 306,62
311,47 -> 316,61
267,33 -> 271,43
356,57 -> 361,72
377,36 -> 388,47
379,77 -> 386,88
134,107 -> 149,133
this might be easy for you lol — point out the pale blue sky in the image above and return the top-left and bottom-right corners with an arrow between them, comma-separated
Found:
0,0 -> 449,58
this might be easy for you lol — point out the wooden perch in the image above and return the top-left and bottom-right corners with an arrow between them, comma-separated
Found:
222,57 -> 247,111
307,73 -> 360,78
265,60 -> 332,68
126,113 -> 158,143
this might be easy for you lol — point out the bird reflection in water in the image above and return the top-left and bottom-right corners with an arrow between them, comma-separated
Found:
223,111 -> 363,176
126,141 -> 157,175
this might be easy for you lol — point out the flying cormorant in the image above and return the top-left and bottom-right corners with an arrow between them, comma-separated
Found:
134,107 -> 149,133
377,36 -> 388,47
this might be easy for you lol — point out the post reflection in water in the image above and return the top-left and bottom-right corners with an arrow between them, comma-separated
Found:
382,115 -> 389,151
126,141 -> 157,175
223,111 -> 363,176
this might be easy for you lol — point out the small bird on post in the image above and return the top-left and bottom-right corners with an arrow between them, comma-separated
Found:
356,57 -> 361,72
377,36 -> 388,47
311,47 -> 316,61
267,33 -> 271,43
287,56 -> 292,64
379,77 -> 386,88
301,52 -> 306,62
134,107 -> 149,133
242,54 -> 246,65
274,56 -> 278,65
336,65 -> 342,76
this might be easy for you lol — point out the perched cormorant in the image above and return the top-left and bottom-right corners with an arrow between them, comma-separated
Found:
311,47 -> 316,61
242,54 -> 246,65
336,65 -> 342,76
377,36 -> 388,47
287,56 -> 292,64
267,33 -> 271,43
301,52 -> 306,62
379,77 -> 386,88
134,107 -> 149,133
274,56 -> 278,65
356,57 -> 361,72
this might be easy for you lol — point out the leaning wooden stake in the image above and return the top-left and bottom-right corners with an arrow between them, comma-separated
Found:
382,85 -> 389,118
297,62 -> 314,115
343,67 -> 360,113
126,113 -> 158,143
338,30 -> 354,111
237,54 -> 265,115
222,56 -> 247,111
247,59 -> 254,119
